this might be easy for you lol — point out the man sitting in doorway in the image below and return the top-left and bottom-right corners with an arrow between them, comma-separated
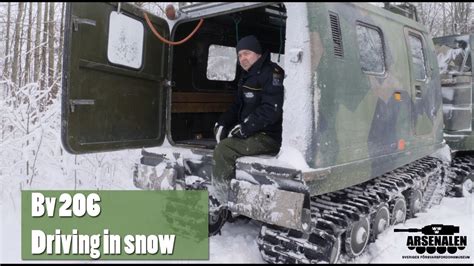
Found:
211,35 -> 285,209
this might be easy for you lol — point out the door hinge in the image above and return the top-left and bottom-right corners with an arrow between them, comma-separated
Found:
72,15 -> 96,31
70,99 -> 95,113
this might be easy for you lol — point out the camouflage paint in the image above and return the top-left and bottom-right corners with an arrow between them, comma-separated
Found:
299,3 -> 444,195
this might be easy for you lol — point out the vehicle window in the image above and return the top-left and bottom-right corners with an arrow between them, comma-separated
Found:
356,24 -> 385,74
408,34 -> 427,80
107,11 -> 144,69
270,53 -> 285,69
207,45 -> 237,81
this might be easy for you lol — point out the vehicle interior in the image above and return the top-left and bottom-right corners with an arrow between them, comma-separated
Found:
170,3 -> 287,148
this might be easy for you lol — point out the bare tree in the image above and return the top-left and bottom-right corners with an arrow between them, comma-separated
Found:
452,2 -> 471,34
40,2 -> 48,111
450,2 -> 455,34
23,2 -> 33,86
2,2 -> 11,82
34,2 -> 42,83
18,3 -> 28,89
442,3 -> 446,36
1,3 -> 12,140
57,3 -> 65,77
47,2 -> 56,104
417,3 -> 443,36
414,2 -> 472,37
57,3 -> 66,161
11,3 -> 25,90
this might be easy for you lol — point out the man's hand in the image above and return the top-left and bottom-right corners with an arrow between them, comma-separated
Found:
228,124 -> 248,139
214,123 -> 226,143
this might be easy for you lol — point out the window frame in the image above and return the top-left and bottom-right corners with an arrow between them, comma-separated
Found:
406,32 -> 428,82
205,43 -> 238,82
106,11 -> 145,71
355,21 -> 386,76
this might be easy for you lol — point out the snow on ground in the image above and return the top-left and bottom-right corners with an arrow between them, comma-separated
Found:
2,181 -> 471,263
209,220 -> 264,263
350,194 -> 473,264
209,193 -> 473,264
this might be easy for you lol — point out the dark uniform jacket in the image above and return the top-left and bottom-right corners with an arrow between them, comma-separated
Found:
218,51 -> 285,144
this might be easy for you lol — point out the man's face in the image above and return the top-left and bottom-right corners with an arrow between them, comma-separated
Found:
238,50 -> 261,71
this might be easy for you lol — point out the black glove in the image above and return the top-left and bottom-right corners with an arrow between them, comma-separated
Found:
214,122 -> 227,143
228,124 -> 248,139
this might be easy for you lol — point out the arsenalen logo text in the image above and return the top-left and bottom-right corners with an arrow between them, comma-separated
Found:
406,235 -> 467,247
394,224 -> 468,256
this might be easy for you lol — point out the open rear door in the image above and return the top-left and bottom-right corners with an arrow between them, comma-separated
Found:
62,3 -> 169,154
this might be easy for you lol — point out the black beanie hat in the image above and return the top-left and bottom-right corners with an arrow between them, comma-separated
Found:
236,35 -> 262,54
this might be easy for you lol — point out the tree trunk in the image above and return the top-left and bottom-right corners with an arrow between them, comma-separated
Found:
1,3 -> 12,140
58,4 -> 66,167
461,3 -> 471,33
442,3 -> 446,36
34,2 -> 42,83
18,3 -> 28,89
48,2 -> 57,98
41,2 -> 48,89
40,2 -> 48,111
454,3 -> 458,33
417,3 -> 424,24
57,3 -> 65,76
451,3 -> 455,34
2,2 -> 11,84
450,3 -> 472,34
24,2 -> 33,87
11,2 -> 25,91
47,2 -> 57,105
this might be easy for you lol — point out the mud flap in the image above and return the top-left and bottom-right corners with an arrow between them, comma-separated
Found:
228,179 -> 311,232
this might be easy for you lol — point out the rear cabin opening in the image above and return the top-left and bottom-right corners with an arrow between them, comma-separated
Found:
169,4 -> 287,148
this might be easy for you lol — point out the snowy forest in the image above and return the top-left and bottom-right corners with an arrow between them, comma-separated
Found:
0,2 -> 472,263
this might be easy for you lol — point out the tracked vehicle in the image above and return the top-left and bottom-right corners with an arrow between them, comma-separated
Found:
62,2 -> 458,263
433,34 -> 474,197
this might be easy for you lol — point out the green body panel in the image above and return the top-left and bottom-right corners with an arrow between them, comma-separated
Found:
433,34 -> 474,152
300,3 -> 443,195
61,3 -> 169,153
